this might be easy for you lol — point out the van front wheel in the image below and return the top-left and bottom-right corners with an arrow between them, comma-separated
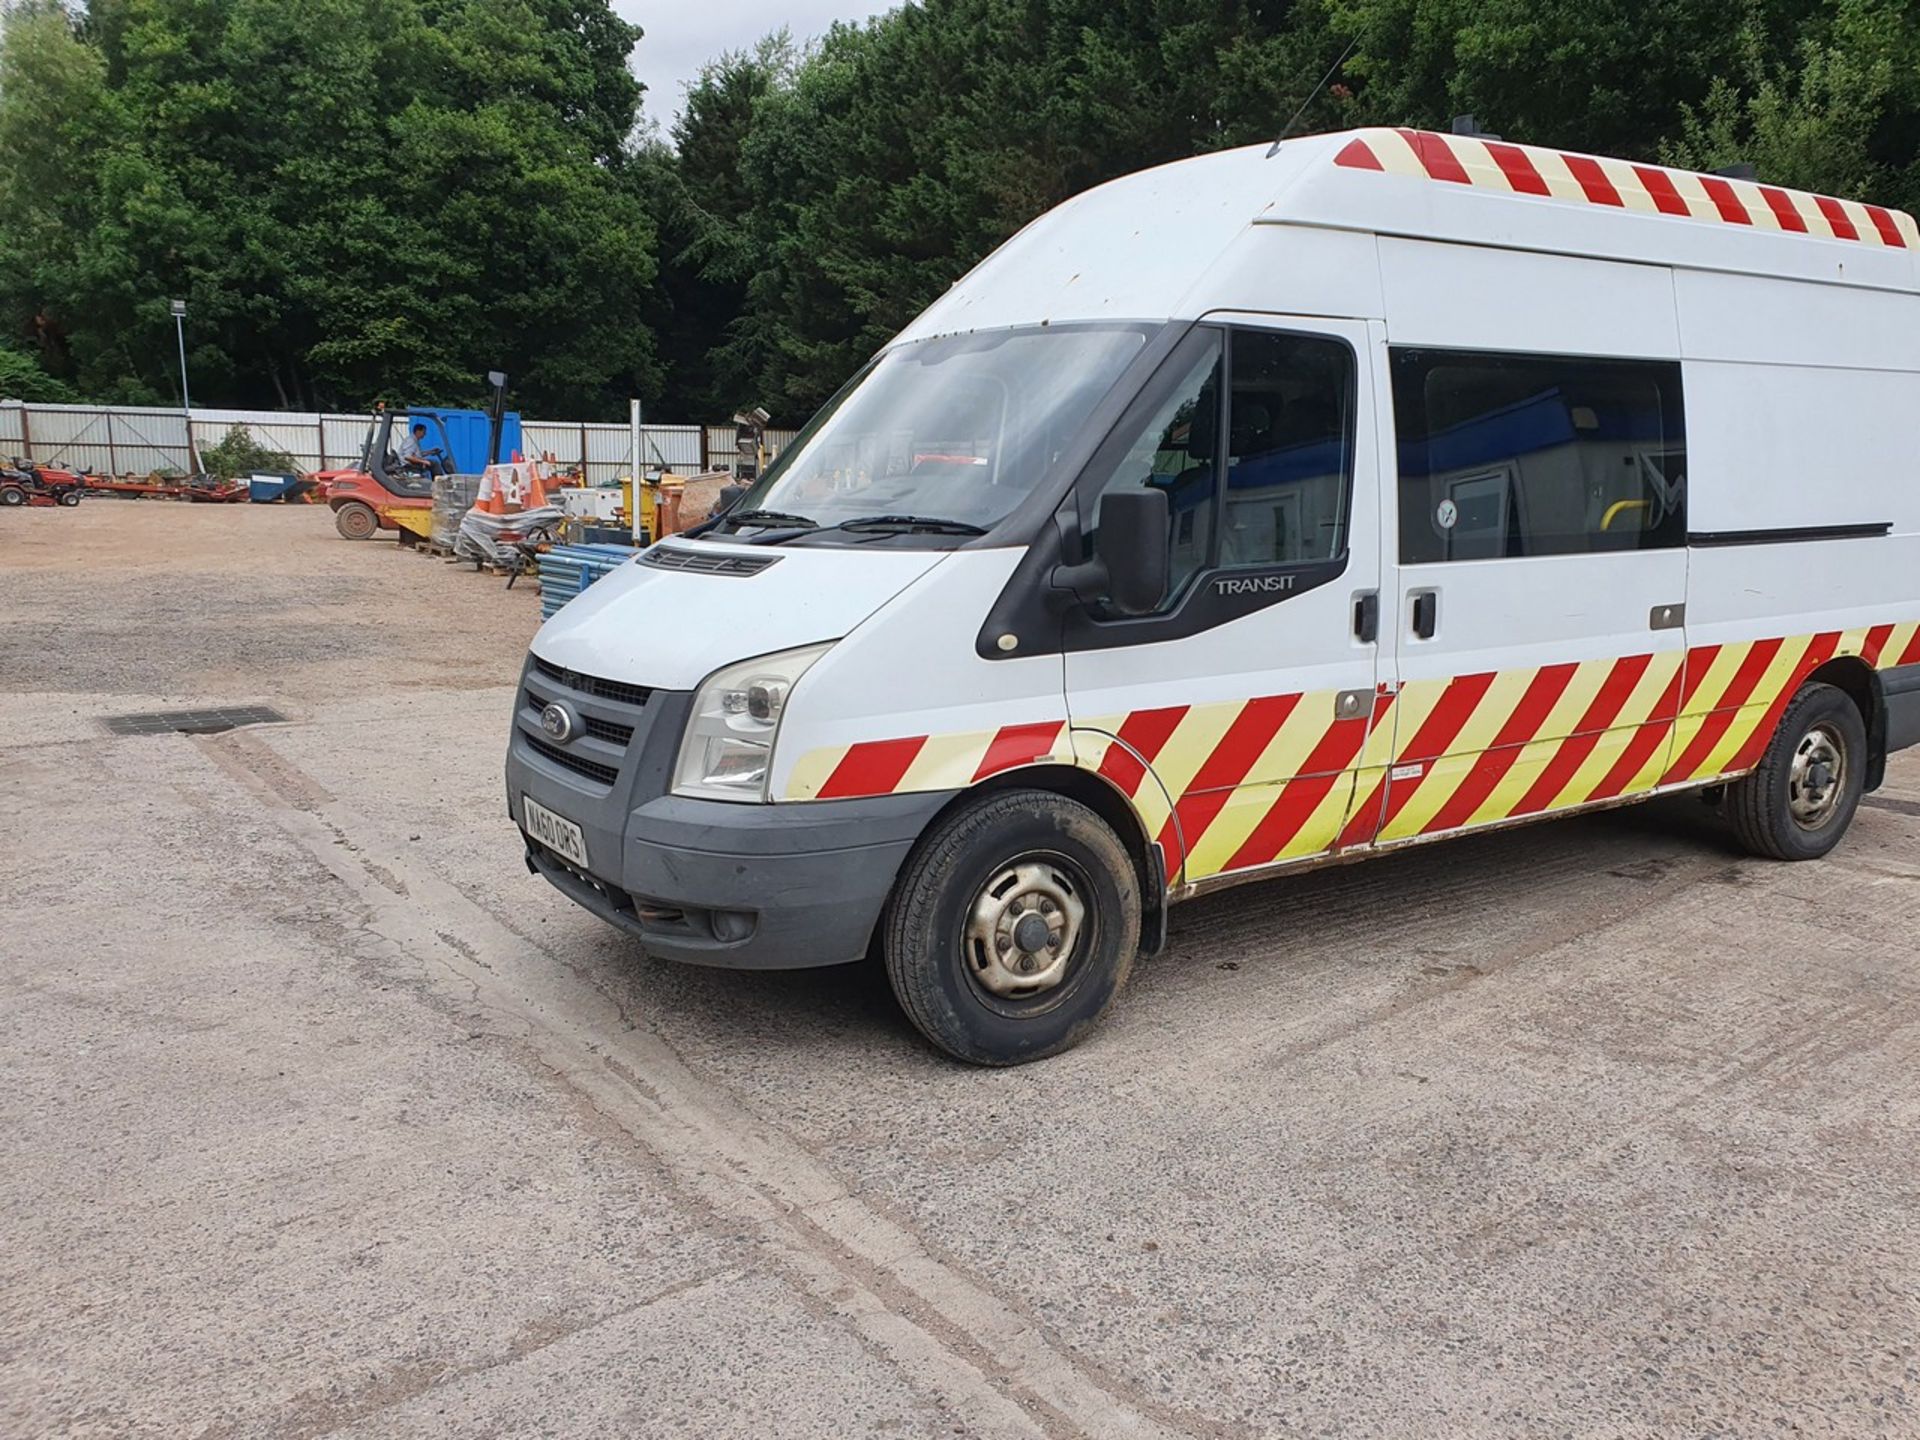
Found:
883,789 -> 1141,1066
1726,681 -> 1866,861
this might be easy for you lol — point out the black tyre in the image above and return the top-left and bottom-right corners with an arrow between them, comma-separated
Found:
883,789 -> 1141,1066
1726,682 -> 1866,861
56,490 -> 80,507
334,500 -> 378,540
0,485 -> 24,507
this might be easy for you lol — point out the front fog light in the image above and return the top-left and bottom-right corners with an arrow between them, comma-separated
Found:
673,642 -> 833,802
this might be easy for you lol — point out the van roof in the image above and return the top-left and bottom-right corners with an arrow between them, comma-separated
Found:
898,129 -> 1920,342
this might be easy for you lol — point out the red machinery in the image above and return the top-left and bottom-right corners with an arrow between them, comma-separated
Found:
1,460 -> 85,508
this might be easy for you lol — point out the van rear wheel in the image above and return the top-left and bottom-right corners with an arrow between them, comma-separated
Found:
1726,681 -> 1866,861
883,789 -> 1141,1066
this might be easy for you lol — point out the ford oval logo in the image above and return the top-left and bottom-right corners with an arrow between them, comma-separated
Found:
539,701 -> 576,743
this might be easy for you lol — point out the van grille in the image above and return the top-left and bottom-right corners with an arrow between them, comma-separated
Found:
524,688 -> 634,746
524,733 -> 620,786
531,655 -> 652,707
582,714 -> 634,745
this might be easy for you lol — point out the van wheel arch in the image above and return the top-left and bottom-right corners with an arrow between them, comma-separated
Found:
1802,655 -> 1885,791
906,764 -> 1168,958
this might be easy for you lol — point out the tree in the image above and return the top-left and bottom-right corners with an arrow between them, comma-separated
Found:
722,1 -> 1352,420
1332,0 -> 1814,160
640,32 -> 798,418
0,0 -> 659,416
1664,0 -> 1920,215
0,1 -> 144,398
0,345 -> 80,402
5,0 -> 1915,423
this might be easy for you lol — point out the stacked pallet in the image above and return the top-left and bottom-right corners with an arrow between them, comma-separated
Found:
537,543 -> 637,621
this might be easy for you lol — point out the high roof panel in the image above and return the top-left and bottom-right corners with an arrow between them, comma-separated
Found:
1332,128 -> 1919,251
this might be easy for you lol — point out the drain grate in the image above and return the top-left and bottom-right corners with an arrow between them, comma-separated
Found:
103,705 -> 289,736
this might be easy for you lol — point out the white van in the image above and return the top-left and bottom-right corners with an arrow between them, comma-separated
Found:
507,127 -> 1920,1064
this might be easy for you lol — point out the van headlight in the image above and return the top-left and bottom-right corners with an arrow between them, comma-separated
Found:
673,642 -> 834,802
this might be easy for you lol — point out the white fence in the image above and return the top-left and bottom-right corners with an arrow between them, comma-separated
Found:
0,401 -> 773,486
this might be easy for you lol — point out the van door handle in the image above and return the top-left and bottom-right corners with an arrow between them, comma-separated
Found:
1411,591 -> 1438,640
1353,592 -> 1379,644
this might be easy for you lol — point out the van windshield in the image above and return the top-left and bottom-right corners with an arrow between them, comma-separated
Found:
716,325 -> 1150,539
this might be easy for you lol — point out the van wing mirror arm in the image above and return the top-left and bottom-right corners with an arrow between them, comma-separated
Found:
1049,490 -> 1170,618
1049,553 -> 1110,609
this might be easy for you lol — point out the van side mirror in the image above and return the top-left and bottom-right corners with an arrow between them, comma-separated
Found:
1055,488 -> 1170,618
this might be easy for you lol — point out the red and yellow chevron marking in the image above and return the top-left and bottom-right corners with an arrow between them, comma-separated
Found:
1663,621 -> 1920,785
784,621 -> 1920,884
786,718 -> 1073,800
1076,689 -> 1384,882
1332,128 -> 1920,251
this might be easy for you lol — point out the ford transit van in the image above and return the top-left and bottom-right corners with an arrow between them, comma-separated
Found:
507,127 -> 1920,1064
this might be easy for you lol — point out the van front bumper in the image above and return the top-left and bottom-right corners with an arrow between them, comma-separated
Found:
509,748 -> 948,970
506,654 -> 949,968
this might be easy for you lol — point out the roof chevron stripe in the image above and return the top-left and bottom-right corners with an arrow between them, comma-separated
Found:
1332,128 -> 1919,251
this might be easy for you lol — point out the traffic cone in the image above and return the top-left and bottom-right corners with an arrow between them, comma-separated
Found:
475,467 -> 506,517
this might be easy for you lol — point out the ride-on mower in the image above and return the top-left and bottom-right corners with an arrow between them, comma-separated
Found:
0,459 -> 85,508
318,372 -> 518,540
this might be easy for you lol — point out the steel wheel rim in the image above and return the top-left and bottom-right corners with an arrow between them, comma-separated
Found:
1788,723 -> 1846,829
961,851 -> 1089,1003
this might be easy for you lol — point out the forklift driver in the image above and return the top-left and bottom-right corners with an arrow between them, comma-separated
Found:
397,422 -> 447,477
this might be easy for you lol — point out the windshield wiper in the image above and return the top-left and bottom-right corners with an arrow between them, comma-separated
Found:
818,513 -> 989,536
721,507 -> 817,530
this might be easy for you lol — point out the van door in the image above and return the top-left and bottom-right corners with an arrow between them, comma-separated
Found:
1351,346 -> 1691,848
1062,316 -> 1390,888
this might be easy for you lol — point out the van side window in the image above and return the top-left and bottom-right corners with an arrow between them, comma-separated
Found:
1221,330 -> 1356,569
1085,333 -> 1224,603
1392,349 -> 1687,563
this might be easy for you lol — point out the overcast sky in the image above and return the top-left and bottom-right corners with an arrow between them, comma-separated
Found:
616,1 -> 901,133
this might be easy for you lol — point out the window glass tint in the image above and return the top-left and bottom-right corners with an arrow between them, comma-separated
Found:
1086,334 -> 1222,602
1392,349 -> 1687,563
1222,331 -> 1355,568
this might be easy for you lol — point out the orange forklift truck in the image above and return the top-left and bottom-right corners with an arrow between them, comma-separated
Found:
319,371 -> 514,540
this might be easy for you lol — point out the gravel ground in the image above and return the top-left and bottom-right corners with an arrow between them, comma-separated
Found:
4,501 -> 1919,1438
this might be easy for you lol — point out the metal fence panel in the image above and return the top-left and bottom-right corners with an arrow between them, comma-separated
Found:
521,421 -> 706,484
192,409 -> 329,473
4,401 -> 744,480
520,421 -> 584,471
22,405 -> 183,474
322,415 -> 371,470
638,424 -> 703,472
582,425 -> 631,485
105,409 -> 193,474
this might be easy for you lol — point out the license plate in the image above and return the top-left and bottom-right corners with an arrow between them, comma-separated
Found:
522,795 -> 589,868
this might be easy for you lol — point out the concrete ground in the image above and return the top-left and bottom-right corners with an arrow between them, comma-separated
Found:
4,502 -> 1918,1439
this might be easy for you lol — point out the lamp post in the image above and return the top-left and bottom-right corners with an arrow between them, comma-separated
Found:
170,298 -> 200,473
